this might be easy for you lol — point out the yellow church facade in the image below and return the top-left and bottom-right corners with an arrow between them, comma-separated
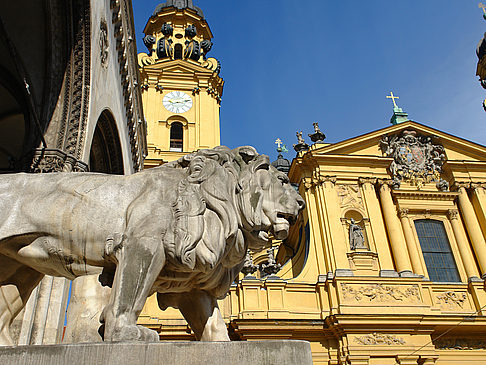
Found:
137,2 -> 486,364
138,2 -> 223,167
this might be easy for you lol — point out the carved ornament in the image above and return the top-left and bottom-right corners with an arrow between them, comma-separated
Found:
341,283 -> 421,303
380,130 -> 446,189
397,208 -> 409,219
358,177 -> 377,186
447,209 -> 459,221
435,291 -> 467,310
337,184 -> 363,210
435,338 -> 486,350
354,333 -> 405,346
99,18 -> 109,67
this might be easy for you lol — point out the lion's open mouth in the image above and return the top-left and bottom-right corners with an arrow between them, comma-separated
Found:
272,212 -> 295,240
277,212 -> 296,226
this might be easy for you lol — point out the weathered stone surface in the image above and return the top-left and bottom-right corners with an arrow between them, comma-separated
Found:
0,146 -> 304,345
0,341 -> 313,365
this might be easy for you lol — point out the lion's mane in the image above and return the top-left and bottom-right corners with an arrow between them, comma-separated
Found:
164,146 -> 259,284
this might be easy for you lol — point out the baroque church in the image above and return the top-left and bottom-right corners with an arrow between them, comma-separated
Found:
1,1 -> 486,364
135,2 -> 486,364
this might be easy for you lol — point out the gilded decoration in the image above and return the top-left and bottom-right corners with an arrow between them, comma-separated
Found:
435,291 -> 468,310
337,184 -> 363,210
435,338 -> 486,350
354,333 -> 406,346
380,129 -> 446,189
341,283 -> 421,303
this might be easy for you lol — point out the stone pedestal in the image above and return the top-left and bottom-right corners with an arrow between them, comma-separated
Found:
0,340 -> 313,365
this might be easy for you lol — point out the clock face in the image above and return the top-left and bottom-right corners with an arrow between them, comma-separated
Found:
163,91 -> 193,113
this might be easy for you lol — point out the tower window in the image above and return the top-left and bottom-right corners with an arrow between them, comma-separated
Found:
169,122 -> 183,152
414,219 -> 460,282
174,44 -> 183,60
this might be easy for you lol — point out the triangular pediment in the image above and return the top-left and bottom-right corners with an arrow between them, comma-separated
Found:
310,121 -> 486,163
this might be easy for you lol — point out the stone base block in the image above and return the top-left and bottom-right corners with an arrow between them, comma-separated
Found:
0,340 -> 313,365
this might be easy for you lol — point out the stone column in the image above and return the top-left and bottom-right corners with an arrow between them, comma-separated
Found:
470,183 -> 486,237
377,180 -> 412,275
398,208 -> 424,276
359,178 -> 396,276
447,209 -> 481,280
455,183 -> 486,277
18,276 -> 70,345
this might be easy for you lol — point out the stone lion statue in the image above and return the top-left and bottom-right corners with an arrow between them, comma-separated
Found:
0,146 -> 304,345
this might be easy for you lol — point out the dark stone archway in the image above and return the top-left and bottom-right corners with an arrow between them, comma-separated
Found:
89,110 -> 123,174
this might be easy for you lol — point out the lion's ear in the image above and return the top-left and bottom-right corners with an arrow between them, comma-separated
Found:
236,146 -> 258,164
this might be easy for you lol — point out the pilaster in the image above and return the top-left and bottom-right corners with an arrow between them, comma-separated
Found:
358,177 -> 395,274
317,175 -> 351,275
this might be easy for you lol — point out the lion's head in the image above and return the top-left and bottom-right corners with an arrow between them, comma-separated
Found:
166,146 -> 304,273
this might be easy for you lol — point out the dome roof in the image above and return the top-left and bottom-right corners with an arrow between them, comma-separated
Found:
154,0 -> 204,18
271,153 -> 291,174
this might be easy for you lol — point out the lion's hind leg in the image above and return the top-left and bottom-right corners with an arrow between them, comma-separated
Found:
101,235 -> 164,343
161,290 -> 230,341
0,255 -> 43,346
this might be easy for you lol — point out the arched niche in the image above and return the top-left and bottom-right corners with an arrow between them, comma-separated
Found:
0,70 -> 30,173
343,209 -> 370,250
89,110 -> 123,174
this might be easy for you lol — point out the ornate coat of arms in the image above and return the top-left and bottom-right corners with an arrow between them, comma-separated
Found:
380,130 -> 446,189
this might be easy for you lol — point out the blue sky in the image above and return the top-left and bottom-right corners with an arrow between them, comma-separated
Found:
133,1 -> 486,161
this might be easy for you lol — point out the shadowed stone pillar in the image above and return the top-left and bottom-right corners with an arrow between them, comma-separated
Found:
398,208 -> 424,276
455,183 -> 486,277
377,180 -> 412,275
447,209 -> 482,280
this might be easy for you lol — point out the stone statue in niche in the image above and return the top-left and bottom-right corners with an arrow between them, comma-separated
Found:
0,146 -> 304,346
349,219 -> 366,250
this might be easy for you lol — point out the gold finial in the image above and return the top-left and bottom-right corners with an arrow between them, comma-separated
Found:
386,92 -> 400,109
275,138 -> 283,149
480,2 -> 486,15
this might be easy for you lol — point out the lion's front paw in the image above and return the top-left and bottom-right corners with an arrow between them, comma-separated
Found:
110,325 -> 159,342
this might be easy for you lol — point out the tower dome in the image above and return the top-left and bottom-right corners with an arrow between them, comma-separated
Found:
154,0 -> 204,17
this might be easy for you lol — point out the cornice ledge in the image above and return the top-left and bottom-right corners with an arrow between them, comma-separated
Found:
392,189 -> 459,201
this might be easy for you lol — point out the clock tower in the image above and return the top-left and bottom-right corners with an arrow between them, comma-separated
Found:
138,0 -> 224,167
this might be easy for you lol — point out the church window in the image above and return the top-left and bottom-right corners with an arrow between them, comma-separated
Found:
174,44 -> 183,59
414,219 -> 460,282
169,122 -> 183,152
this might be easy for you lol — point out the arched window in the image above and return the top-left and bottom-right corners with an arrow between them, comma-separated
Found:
169,122 -> 183,152
89,110 -> 124,174
174,44 -> 183,60
414,219 -> 460,282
